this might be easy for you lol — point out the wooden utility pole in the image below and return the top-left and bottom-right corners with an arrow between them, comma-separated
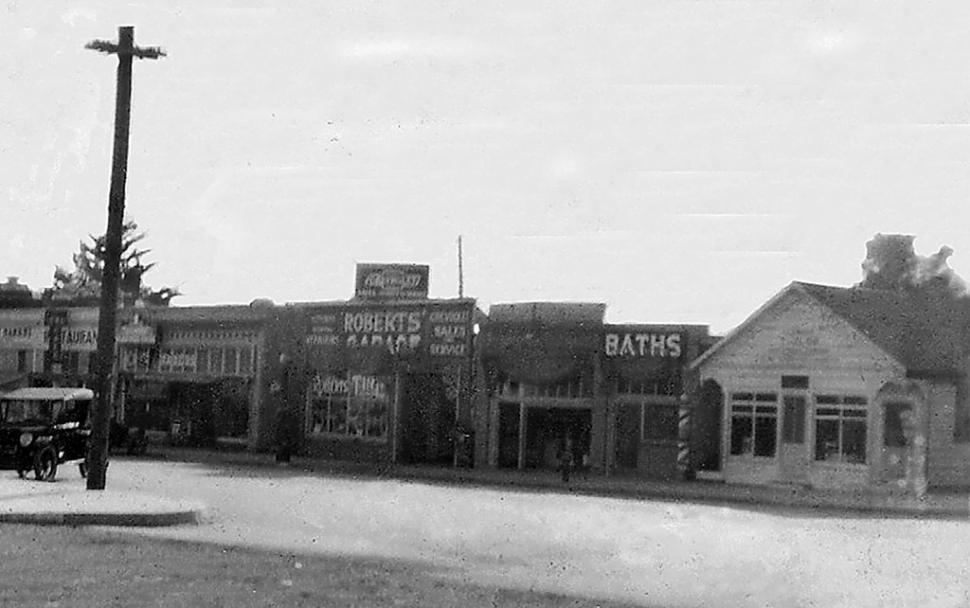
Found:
85,26 -> 164,490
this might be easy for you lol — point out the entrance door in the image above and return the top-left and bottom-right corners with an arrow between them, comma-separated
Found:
779,394 -> 809,482
497,402 -> 520,469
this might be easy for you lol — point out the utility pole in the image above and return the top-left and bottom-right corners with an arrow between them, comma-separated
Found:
85,26 -> 165,490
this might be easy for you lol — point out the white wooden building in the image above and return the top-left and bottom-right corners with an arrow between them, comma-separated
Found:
691,282 -> 970,491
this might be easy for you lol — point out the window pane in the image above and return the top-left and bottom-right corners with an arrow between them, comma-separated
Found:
332,397 -> 348,434
731,415 -> 753,455
754,414 -> 777,457
842,419 -> 867,464
732,392 -> 753,401
239,347 -> 252,376
197,348 -> 209,375
781,375 -> 809,389
755,393 -> 777,403
815,419 -> 840,461
816,395 -> 839,405
225,348 -> 238,375
210,349 -> 223,375
844,396 -> 867,406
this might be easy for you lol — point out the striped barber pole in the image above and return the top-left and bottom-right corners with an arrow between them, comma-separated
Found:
677,405 -> 691,477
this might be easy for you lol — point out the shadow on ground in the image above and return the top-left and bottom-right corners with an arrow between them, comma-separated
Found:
0,523 -> 656,608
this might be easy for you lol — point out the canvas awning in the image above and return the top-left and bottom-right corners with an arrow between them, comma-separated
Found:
480,302 -> 606,385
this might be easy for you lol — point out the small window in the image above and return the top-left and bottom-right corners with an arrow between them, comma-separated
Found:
781,375 -> 809,390
16,350 -> 29,373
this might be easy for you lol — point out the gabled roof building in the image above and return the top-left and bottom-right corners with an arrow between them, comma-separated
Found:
691,281 -> 970,492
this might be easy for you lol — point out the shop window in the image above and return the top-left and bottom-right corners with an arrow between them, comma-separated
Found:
729,392 -> 778,457
238,346 -> 252,377
814,395 -> 867,464
208,349 -> 223,375
225,348 -> 238,375
307,373 -> 389,440
197,348 -> 209,375
16,350 -> 29,373
159,348 -> 199,373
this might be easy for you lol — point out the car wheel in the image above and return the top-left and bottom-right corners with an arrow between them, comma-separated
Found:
33,448 -> 58,482
16,467 -> 28,479
78,460 -> 88,478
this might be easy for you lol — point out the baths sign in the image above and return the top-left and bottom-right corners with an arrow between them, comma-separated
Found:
604,331 -> 682,358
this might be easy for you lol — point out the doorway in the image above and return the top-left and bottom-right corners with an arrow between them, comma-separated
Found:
779,394 -> 809,482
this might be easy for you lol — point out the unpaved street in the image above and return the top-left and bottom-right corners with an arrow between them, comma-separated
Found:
79,459 -> 970,607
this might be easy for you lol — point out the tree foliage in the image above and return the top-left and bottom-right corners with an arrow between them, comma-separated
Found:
49,221 -> 181,306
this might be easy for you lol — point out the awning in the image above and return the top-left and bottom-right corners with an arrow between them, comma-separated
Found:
480,322 -> 601,385
481,302 -> 606,385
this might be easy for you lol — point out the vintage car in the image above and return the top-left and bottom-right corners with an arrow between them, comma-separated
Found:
0,387 -> 93,481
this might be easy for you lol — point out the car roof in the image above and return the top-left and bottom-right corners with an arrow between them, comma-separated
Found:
0,387 -> 95,401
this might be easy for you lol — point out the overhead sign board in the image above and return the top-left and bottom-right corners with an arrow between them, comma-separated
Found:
305,302 -> 473,360
355,264 -> 430,300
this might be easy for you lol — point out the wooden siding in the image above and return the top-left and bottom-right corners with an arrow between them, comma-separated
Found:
701,288 -> 901,377
699,288 -> 905,487
927,376 -> 970,487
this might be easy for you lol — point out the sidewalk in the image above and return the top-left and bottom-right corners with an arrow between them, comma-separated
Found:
158,446 -> 970,519
0,470 -> 203,527
1,446 -> 965,527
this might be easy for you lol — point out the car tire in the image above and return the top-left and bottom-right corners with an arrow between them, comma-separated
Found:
16,467 -> 28,479
78,460 -> 88,478
33,448 -> 57,482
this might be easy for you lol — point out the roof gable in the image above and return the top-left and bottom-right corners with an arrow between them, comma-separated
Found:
692,281 -> 970,374
797,282 -> 970,373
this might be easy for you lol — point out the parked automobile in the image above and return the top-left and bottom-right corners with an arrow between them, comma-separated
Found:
0,387 -> 93,481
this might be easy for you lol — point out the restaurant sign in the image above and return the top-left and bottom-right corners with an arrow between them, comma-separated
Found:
355,264 -> 430,300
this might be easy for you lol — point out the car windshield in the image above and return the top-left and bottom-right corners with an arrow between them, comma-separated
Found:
0,399 -> 54,424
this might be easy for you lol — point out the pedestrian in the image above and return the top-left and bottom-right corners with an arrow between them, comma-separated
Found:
558,434 -> 574,483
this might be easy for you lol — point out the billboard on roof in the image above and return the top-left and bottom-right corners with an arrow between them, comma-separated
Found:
355,264 -> 430,300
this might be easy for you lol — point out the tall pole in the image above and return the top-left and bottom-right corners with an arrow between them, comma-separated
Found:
457,235 -> 464,299
85,26 -> 165,490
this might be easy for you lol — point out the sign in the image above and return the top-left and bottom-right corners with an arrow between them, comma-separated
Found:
355,264 -> 430,300
427,308 -> 471,357
306,302 -> 473,359
118,322 -> 157,345
604,332 -> 682,358
309,373 -> 387,398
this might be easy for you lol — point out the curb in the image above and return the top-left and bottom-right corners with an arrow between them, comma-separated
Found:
0,499 -> 205,528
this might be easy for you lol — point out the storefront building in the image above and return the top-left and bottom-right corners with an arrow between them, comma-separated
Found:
117,305 -> 275,446
477,302 -> 710,479
262,264 -> 483,465
691,282 -> 970,493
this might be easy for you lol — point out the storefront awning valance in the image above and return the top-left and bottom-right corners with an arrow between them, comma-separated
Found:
480,322 -> 601,385
481,302 -> 606,385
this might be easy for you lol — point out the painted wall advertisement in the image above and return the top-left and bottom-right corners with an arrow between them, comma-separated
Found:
354,264 -> 430,300
305,303 -> 472,359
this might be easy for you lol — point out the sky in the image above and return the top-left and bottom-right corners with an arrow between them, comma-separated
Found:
2,1 -> 969,334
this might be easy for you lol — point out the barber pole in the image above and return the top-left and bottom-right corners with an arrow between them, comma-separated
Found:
677,400 -> 691,478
